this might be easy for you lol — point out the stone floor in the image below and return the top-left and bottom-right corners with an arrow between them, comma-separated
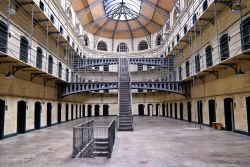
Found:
0,116 -> 250,167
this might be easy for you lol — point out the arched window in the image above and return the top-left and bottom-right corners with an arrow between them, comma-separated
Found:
242,17 -> 250,51
0,20 -> 8,53
205,45 -> 213,68
178,66 -> 182,81
20,36 -> 29,63
173,9 -> 178,25
117,42 -> 129,52
184,25 -> 187,34
192,13 -> 197,24
97,41 -> 107,51
48,56 -> 53,74
220,34 -> 229,61
203,0 -> 208,12
50,15 -> 54,24
68,9 -> 72,23
83,35 -> 89,46
195,54 -> 200,73
156,34 -> 162,46
66,68 -> 69,82
138,40 -> 148,51
186,61 -> 190,77
58,62 -> 62,78
36,47 -> 43,69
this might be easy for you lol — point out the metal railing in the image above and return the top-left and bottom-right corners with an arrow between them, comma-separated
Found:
72,119 -> 116,158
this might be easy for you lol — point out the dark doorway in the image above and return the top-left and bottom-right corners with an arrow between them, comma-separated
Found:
47,103 -> 52,126
71,104 -> 74,120
174,103 -> 178,119
170,103 -> 173,118
187,102 -> 192,122
75,104 -> 78,119
156,104 -> 160,116
180,103 -> 183,120
0,21 -> 8,53
82,105 -> 85,117
162,104 -> 165,116
138,104 -> 144,116
79,105 -> 82,118
0,99 -> 5,139
17,101 -> 26,134
103,105 -> 109,116
224,98 -> 234,131
65,104 -> 69,121
88,105 -> 92,117
197,101 -> 203,124
147,104 -> 152,116
95,105 -> 100,116
34,102 -> 41,130
208,99 -> 216,127
57,103 -> 62,123
166,103 -> 169,117
246,97 -> 250,135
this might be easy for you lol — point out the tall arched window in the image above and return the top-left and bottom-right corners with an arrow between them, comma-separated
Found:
97,41 -> 107,51
36,47 -> 43,69
48,56 -> 53,74
205,45 -> 213,68
58,62 -> 62,78
241,17 -> 250,51
195,54 -> 200,73
220,34 -> 229,61
203,0 -> 208,12
83,35 -> 89,47
0,20 -> 8,53
117,42 -> 129,52
66,68 -> 69,82
20,36 -> 29,63
173,9 -> 178,25
156,34 -> 162,46
138,40 -> 148,51
178,66 -> 182,81
186,61 -> 190,77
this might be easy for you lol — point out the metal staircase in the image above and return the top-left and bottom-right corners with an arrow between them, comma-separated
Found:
118,57 -> 133,131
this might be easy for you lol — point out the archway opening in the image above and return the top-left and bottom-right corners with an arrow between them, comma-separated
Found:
224,98 -> 234,131
187,102 -> 192,122
95,105 -> 100,116
0,99 -> 5,139
17,101 -> 26,134
180,103 -> 183,120
147,104 -> 152,116
88,105 -> 92,117
246,96 -> 250,135
174,103 -> 178,119
197,101 -> 203,124
57,103 -> 62,123
162,104 -> 165,116
65,104 -> 69,121
34,102 -> 41,130
138,104 -> 144,116
208,99 -> 216,127
103,105 -> 109,116
47,103 -> 52,126
82,105 -> 85,117
71,104 -> 74,120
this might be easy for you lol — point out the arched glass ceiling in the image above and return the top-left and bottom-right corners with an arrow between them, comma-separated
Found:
104,0 -> 141,21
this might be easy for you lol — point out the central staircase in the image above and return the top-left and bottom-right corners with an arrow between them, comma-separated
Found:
118,57 -> 133,131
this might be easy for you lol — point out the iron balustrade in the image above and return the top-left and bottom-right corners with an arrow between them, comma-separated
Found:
72,119 -> 116,158
60,81 -> 188,98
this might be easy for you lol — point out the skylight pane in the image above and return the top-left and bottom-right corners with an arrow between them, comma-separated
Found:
104,0 -> 141,21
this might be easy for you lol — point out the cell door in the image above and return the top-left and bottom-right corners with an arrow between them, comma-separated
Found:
208,100 -> 216,127
224,98 -> 234,131
34,102 -> 41,130
17,101 -> 26,134
0,99 -> 5,139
